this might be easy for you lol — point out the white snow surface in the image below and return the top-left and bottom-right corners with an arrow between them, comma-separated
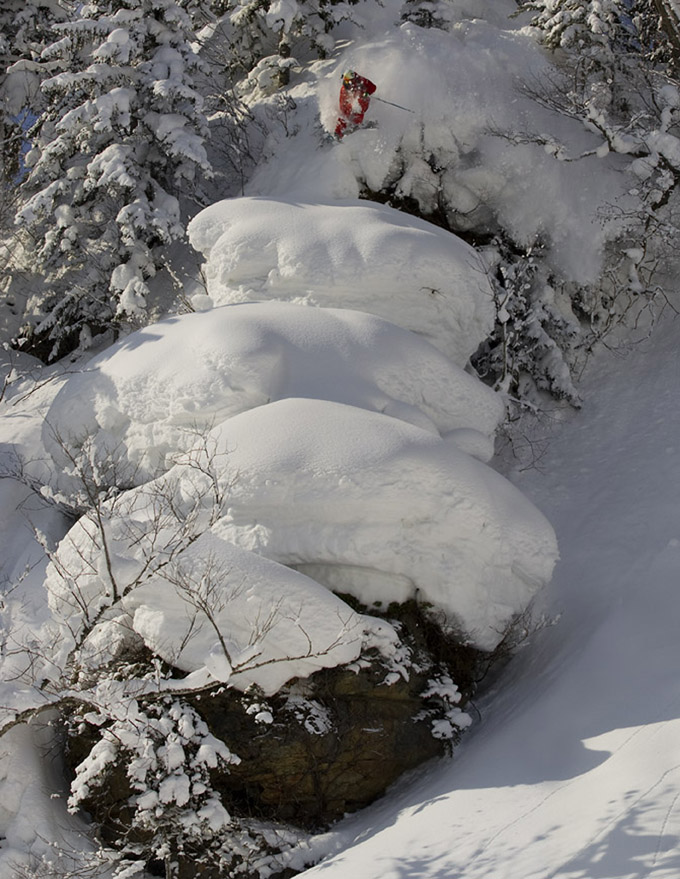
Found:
41,394 -> 556,662
0,718 -> 101,877
293,315 -> 680,879
187,197 -> 495,365
203,397 -> 556,651
122,533 -> 387,696
42,301 -> 504,487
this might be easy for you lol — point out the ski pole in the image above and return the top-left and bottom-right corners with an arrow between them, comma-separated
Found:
373,96 -> 415,113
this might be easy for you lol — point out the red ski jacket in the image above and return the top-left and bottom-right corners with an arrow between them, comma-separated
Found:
335,72 -> 377,139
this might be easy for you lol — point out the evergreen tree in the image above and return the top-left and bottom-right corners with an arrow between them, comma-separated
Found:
205,0 -> 364,85
15,0 -> 212,361
631,0 -> 680,72
0,1 -> 68,201
520,0 -> 624,52
518,0 -> 638,115
400,0 -> 454,30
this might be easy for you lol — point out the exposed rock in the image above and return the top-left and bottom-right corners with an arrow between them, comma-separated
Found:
195,662 -> 445,828
64,600 -> 490,877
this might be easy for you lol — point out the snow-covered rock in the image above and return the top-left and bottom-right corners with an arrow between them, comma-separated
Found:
121,533 -> 391,695
41,301 -> 503,488
201,398 -> 558,651
187,198 -> 495,365
45,396 -> 556,661
32,192 -> 553,677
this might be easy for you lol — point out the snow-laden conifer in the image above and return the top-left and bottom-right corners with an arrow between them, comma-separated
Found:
14,0 -> 212,361
203,0 -> 366,90
520,0 -> 625,53
0,1 -> 69,202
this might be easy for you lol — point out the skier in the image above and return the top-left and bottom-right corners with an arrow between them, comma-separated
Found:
334,70 -> 377,140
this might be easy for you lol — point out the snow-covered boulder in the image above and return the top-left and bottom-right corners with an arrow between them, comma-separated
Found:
121,534 -> 394,695
46,396 -> 556,660
187,198 -> 495,365
198,398 -> 558,651
41,301 -> 503,488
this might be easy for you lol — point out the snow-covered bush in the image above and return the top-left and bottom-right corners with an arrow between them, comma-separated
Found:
472,238 -> 582,406
67,697 -> 240,878
400,0 -> 457,30
518,0 -> 626,54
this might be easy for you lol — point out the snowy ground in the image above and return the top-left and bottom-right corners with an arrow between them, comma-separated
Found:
293,314 -> 680,879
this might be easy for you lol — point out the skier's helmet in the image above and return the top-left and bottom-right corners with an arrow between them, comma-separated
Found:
342,70 -> 356,84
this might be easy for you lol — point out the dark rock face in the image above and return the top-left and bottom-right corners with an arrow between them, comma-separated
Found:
65,600 -> 489,877
189,598 -> 488,828
194,661 -> 447,828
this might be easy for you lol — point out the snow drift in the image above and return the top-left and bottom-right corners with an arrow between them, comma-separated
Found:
187,197 -> 496,364
42,301 -> 504,488
44,395 -> 557,660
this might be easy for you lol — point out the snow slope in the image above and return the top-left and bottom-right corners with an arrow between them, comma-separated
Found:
294,314 -> 680,878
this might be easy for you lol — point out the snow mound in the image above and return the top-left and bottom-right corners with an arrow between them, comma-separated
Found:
42,301 -> 503,487
42,472 -> 396,697
189,398 -> 557,651
43,395 -> 556,661
121,533 -> 394,695
187,198 -> 495,364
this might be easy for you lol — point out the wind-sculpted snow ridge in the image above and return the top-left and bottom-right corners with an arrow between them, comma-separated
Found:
42,301 -> 504,490
187,197 -> 495,365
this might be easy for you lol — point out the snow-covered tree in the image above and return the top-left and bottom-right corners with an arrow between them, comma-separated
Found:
632,0 -> 680,71
14,0 -> 212,361
201,0 -> 365,89
67,696 -> 242,879
519,0 -> 625,52
489,0 -> 680,408
518,0 -> 641,121
400,0 -> 455,30
471,239 -> 582,406
0,1 -> 69,185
